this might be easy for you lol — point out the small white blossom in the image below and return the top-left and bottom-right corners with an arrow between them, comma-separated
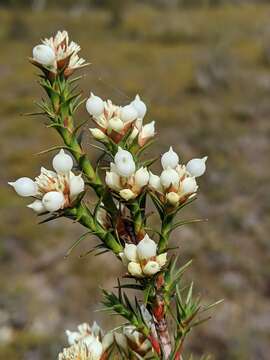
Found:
138,121 -> 156,146
52,149 -> 73,174
181,177 -> 198,195
42,191 -> 65,212
8,177 -> 38,197
160,168 -> 180,189
130,94 -> 147,119
86,93 -> 105,117
27,199 -> 46,214
114,147 -> 136,177
32,44 -> 55,66
142,261 -> 161,276
89,128 -> 107,141
134,167 -> 150,188
186,156 -> 208,177
119,189 -> 136,201
137,234 -> 157,260
161,146 -> 179,169
69,174 -> 85,199
120,104 -> 138,123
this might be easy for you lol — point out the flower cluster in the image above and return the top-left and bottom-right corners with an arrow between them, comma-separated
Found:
87,93 -> 155,146
149,147 -> 207,207
31,30 -> 87,77
105,147 -> 149,201
8,150 -> 84,213
59,322 -> 106,360
120,234 -> 167,277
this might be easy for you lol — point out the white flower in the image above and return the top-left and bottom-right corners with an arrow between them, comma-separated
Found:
27,200 -> 46,214
130,94 -> 147,119
156,253 -> 167,267
138,121 -> 155,146
160,168 -> 179,189
123,326 -> 151,354
134,167 -> 149,188
52,149 -> 73,174
181,177 -> 198,194
128,262 -> 143,277
114,148 -> 136,177
86,93 -> 104,118
108,117 -> 124,133
89,128 -> 107,141
143,261 -> 160,276
161,146 -> 179,169
149,171 -> 162,192
186,156 -> 208,177
166,192 -> 180,206
120,105 -> 138,123
137,234 -> 157,260
105,171 -> 121,191
124,244 -> 138,262
32,44 -> 55,66
69,174 -> 85,199
119,189 -> 136,201
42,191 -> 65,212
8,177 -> 38,197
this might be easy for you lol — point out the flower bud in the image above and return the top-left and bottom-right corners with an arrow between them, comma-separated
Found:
69,174 -> 85,199
140,121 -> 155,141
52,149 -> 73,174
8,177 -> 38,197
156,253 -> 167,267
161,146 -> 179,169
85,337 -> 103,360
181,177 -> 198,194
114,148 -> 136,177
149,172 -> 162,192
27,200 -> 46,214
134,167 -> 149,188
128,262 -> 143,277
137,234 -> 157,260
105,171 -> 121,191
143,261 -> 161,276
124,243 -> 138,262
120,105 -> 138,123
160,168 -> 179,189
42,191 -> 65,212
123,326 -> 140,344
119,189 -> 136,201
89,128 -> 107,141
130,94 -> 147,119
108,117 -> 124,133
32,44 -> 55,66
186,156 -> 207,177
86,93 -> 104,117
102,332 -> 114,351
166,192 -> 180,206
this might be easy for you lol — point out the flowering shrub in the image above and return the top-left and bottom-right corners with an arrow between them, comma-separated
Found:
9,31 -> 221,360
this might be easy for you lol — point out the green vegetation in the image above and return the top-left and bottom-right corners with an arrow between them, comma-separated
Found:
1,3 -> 270,359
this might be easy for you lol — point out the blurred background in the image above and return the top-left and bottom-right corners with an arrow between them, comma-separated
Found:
0,0 -> 270,359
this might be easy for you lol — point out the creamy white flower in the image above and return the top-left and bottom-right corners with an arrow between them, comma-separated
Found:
134,167 -> 149,188
143,261 -> 161,276
186,156 -> 208,177
86,93 -> 105,118
130,94 -> 147,119
114,148 -> 136,177
42,191 -> 65,212
181,177 -> 198,194
166,191 -> 180,206
89,128 -> 107,141
52,149 -> 73,174
69,174 -> 85,199
161,146 -> 179,169
139,121 -> 155,141
27,200 -> 46,214
156,253 -> 167,267
119,189 -> 136,201
120,105 -> 138,123
32,44 -> 55,66
160,168 -> 179,189
149,171 -> 162,192
8,177 -> 38,197
128,262 -> 143,277
107,117 -> 124,133
137,234 -> 157,260
105,171 -> 121,191
124,243 -> 138,262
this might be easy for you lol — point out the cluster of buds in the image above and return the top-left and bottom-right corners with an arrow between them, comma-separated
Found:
120,234 -> 167,277
8,150 -> 84,213
87,93 -> 155,146
59,322 -> 107,360
105,147 -> 149,201
31,30 -> 87,78
149,147 -> 207,207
